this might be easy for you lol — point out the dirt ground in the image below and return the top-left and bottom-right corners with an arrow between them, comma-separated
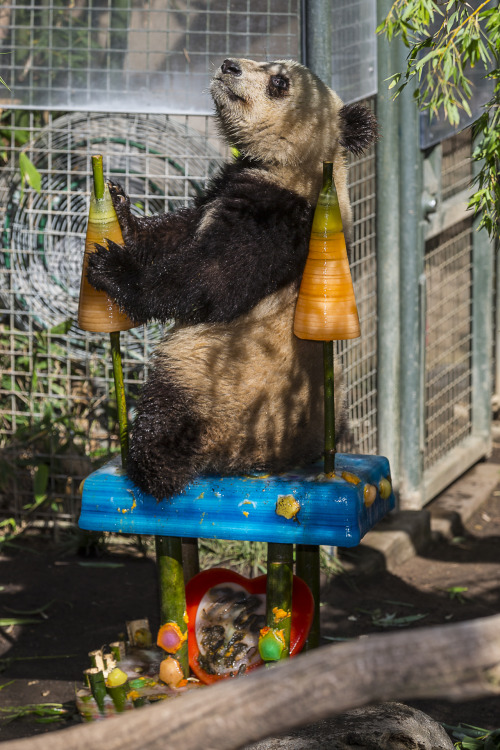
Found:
0,461 -> 499,744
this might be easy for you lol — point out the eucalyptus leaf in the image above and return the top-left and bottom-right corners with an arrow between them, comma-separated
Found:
379,0 -> 500,239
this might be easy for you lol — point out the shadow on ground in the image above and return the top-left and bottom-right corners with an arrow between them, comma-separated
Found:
0,491 -> 499,742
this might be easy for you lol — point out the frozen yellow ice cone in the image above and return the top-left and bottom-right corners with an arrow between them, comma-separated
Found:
77,155 -> 135,333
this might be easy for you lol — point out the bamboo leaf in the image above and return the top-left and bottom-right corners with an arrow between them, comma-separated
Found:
19,152 -> 41,199
32,463 -> 49,506
4,600 -> 54,616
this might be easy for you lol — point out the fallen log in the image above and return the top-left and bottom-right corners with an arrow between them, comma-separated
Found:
2,614 -> 500,750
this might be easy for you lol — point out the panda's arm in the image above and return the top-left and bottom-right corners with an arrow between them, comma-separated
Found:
86,177 -> 313,325
103,181 -> 200,264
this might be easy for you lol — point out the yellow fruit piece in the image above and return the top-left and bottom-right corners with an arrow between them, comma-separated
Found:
341,471 -> 361,485
272,607 -> 290,623
159,657 -> 184,688
106,667 -> 128,688
364,484 -> 377,508
379,477 -> 392,500
275,494 -> 301,520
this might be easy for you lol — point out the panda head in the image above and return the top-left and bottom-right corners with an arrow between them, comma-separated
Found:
210,58 -> 377,169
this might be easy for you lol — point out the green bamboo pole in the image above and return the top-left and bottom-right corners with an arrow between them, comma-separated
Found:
109,641 -> 125,662
323,340 -> 336,474
155,536 -> 189,678
181,537 -> 200,584
90,155 -> 129,469
110,329 -> 129,466
105,668 -> 130,712
260,543 -> 293,662
295,544 -> 320,650
294,160 -> 358,650
84,668 -> 107,713
297,342 -> 335,650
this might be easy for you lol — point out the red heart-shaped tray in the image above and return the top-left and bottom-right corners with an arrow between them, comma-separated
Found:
186,568 -> 313,684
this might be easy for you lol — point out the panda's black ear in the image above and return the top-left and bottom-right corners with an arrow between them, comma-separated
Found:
338,103 -> 378,155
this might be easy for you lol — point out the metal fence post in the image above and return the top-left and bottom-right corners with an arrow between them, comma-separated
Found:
303,0 -> 332,79
398,49 -> 425,509
376,0 -> 401,490
471,150 -> 493,449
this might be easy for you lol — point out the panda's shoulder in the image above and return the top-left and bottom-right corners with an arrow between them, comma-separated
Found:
196,160 -> 310,215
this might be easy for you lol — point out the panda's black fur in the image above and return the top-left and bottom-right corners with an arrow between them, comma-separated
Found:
87,58 -> 377,500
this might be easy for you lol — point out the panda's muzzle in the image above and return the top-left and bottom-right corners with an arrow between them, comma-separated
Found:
212,60 -> 247,103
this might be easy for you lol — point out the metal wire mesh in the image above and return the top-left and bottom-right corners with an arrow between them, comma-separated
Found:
0,0 -> 301,114
337,101 -> 378,455
331,0 -> 377,104
424,219 -> 473,470
441,129 -> 473,201
0,110 -> 225,522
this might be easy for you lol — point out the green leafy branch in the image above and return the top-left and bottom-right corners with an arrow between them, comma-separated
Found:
378,1 -> 500,239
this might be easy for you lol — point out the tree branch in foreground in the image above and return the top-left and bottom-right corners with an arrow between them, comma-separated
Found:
2,614 -> 500,750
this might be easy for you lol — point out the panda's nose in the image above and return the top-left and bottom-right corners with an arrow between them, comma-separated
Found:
221,59 -> 242,76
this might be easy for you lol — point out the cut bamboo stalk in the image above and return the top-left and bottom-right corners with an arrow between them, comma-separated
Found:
126,618 -> 152,647
155,536 -> 189,678
84,667 -> 107,714
103,652 -> 116,674
88,649 -> 104,672
105,667 -> 130,712
75,688 -> 96,723
109,641 -> 126,662
260,543 -> 293,662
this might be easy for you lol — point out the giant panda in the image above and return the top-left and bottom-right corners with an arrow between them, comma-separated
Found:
86,57 -> 377,501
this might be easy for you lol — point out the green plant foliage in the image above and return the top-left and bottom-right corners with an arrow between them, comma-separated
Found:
0,701 -> 76,724
378,1 -> 500,238
0,320 -> 138,535
19,151 -> 41,200
443,723 -> 500,750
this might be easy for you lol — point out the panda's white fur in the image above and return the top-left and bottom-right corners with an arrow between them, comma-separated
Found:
86,58 -> 377,500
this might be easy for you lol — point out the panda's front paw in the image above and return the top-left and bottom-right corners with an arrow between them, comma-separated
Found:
86,239 -> 138,302
107,180 -> 137,244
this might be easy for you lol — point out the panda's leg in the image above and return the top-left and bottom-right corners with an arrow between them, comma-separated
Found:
126,368 -> 205,500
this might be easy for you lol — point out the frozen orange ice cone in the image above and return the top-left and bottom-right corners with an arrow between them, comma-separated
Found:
294,161 -> 360,342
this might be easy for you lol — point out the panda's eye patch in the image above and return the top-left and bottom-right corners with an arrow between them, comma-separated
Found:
268,75 -> 289,97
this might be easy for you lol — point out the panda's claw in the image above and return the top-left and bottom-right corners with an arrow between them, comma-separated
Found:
106,180 -> 136,237
107,180 -> 128,204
